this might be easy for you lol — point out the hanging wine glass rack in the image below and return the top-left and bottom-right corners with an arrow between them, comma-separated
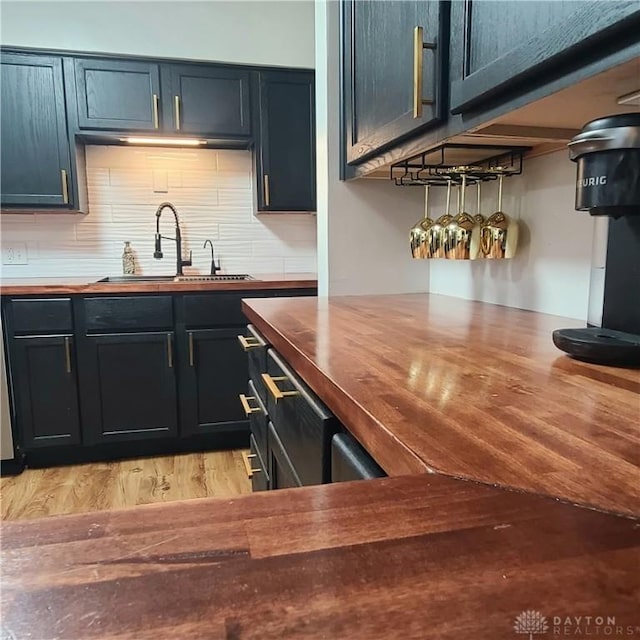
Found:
390,143 -> 530,186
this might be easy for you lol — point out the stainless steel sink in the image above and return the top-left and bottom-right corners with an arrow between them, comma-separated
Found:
96,274 -> 256,283
96,275 -> 177,283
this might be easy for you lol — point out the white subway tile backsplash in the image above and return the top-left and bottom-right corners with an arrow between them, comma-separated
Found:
0,145 -> 317,278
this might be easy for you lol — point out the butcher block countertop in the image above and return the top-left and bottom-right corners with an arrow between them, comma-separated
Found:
0,273 -> 317,296
242,294 -> 640,517
2,474 -> 639,640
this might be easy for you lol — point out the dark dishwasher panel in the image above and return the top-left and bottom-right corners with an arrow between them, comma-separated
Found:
331,432 -> 386,482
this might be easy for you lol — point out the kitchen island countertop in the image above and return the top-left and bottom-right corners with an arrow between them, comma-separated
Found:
242,293 -> 640,517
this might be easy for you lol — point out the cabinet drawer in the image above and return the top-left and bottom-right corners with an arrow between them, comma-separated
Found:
268,421 -> 301,490
9,298 -> 73,334
83,296 -> 173,332
264,349 -> 340,486
241,324 -> 269,406
184,292 -> 271,328
244,379 -> 268,464
249,433 -> 269,492
331,433 -> 386,483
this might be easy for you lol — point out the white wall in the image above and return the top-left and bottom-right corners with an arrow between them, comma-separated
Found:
425,150 -> 596,320
0,146 -> 317,278
315,0 -> 429,296
0,0 -> 315,68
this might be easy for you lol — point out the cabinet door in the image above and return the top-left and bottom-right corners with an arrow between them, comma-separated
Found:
164,65 -> 251,136
342,0 -> 447,164
10,336 -> 81,448
180,328 -> 248,435
74,58 -> 161,131
256,71 -> 316,212
81,332 -> 178,444
268,422 -> 301,490
450,1 -> 640,114
1,54 -> 72,207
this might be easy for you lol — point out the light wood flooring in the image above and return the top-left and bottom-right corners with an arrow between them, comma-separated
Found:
0,449 -> 251,521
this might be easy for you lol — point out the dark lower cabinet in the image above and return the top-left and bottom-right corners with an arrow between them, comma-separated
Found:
342,0 -> 448,164
10,336 -> 81,448
331,433 -> 386,482
256,70 -> 316,211
268,422 -> 301,490
179,328 -> 247,435
450,1 -> 640,114
1,53 -> 72,208
80,332 -> 178,445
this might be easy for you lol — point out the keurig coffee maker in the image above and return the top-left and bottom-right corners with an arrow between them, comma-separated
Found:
553,113 -> 640,366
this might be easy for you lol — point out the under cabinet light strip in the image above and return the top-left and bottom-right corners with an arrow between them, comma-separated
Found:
120,137 -> 206,146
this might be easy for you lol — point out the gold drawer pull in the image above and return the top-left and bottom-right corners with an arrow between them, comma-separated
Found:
261,373 -> 299,403
64,336 -> 72,373
61,169 -> 69,204
239,394 -> 262,416
413,26 -> 437,119
241,451 -> 262,478
238,335 -> 261,351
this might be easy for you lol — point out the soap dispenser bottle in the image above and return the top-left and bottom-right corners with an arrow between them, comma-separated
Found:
122,241 -> 135,275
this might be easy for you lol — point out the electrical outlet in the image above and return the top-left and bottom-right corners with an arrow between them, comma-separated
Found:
1,242 -> 29,265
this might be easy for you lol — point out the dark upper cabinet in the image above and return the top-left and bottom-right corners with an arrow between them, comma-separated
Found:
162,64 -> 251,136
342,0 -> 448,164
0,53 -> 73,208
449,1 -> 640,114
10,336 -> 81,449
179,328 -> 248,435
73,58 -> 161,131
80,332 -> 178,445
256,71 -> 316,212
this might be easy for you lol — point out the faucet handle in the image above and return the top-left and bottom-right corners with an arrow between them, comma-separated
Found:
183,250 -> 193,267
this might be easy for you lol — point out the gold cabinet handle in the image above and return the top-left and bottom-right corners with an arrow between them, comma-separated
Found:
167,334 -> 173,368
263,174 -> 270,207
241,451 -> 262,478
152,93 -> 160,129
61,169 -> 69,204
238,335 -> 261,351
413,26 -> 437,118
64,336 -> 72,373
174,95 -> 181,130
239,394 -> 262,416
261,373 -> 299,403
188,332 -> 194,367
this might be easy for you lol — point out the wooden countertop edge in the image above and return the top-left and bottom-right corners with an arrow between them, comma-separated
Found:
0,278 -> 318,296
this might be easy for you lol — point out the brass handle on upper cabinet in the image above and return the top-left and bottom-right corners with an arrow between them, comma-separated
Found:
263,174 -> 270,207
241,451 -> 262,478
239,394 -> 262,416
64,337 -> 72,373
238,335 -> 261,351
413,26 -> 437,118
188,332 -> 194,367
61,169 -> 69,204
261,373 -> 299,403
152,94 -> 160,129
174,95 -> 181,130
167,334 -> 173,368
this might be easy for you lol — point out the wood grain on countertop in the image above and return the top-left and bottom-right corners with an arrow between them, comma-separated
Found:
242,294 -> 640,516
2,474 -> 638,640
0,273 -> 317,296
